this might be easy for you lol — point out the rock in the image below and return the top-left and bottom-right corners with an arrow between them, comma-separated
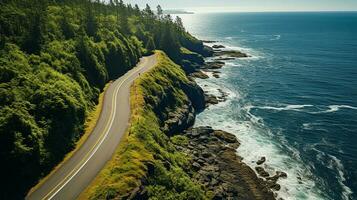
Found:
267,181 -> 281,191
205,94 -> 219,105
190,71 -> 209,79
215,57 -> 235,61
181,60 -> 201,74
276,171 -> 288,178
211,178 -> 219,186
213,72 -> 220,78
255,167 -> 270,177
181,127 -> 275,200
202,151 -> 211,158
186,126 -> 214,137
213,130 -> 239,144
256,157 -> 266,165
197,159 -> 206,165
163,105 -> 195,135
202,61 -> 225,69
202,45 -> 214,57
201,40 -> 218,43
181,81 -> 206,111
213,50 -> 249,58
192,162 -> 201,170
212,44 -> 226,49
199,135 -> 209,141
193,151 -> 199,156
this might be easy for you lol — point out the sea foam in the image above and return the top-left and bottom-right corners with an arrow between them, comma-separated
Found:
194,81 -> 325,200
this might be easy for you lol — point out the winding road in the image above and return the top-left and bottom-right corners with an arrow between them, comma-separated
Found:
26,54 -> 157,200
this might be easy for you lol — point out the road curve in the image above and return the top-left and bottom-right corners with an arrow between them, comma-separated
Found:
26,54 -> 157,200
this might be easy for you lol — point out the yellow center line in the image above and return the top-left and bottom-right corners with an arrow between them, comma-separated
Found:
41,57 -> 150,200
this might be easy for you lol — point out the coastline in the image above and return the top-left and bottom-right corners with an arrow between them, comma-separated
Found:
184,41 -> 288,199
82,44 -> 282,199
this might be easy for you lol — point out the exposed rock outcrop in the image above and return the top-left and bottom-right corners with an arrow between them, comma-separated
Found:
213,50 -> 249,58
175,127 -> 276,200
212,44 -> 226,49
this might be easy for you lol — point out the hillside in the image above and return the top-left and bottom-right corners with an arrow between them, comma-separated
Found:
0,0 -> 209,198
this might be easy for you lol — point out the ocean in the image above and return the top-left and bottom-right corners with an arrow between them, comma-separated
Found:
179,12 -> 357,200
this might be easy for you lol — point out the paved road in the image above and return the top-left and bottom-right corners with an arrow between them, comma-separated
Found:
26,54 -> 157,200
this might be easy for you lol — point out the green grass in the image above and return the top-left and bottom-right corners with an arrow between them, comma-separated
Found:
80,51 -> 208,199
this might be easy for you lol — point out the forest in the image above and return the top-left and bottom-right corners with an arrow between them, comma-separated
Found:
0,0 -> 207,198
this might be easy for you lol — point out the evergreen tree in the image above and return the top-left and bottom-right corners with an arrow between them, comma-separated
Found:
175,16 -> 185,31
159,23 -> 180,61
85,4 -> 97,37
134,4 -> 140,15
145,36 -> 156,53
144,4 -> 154,18
156,5 -> 163,19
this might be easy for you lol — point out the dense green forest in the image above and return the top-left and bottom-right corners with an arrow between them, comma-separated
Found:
0,0 -> 208,198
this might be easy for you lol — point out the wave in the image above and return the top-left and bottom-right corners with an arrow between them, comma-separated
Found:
205,38 -> 265,60
250,104 -> 314,112
194,81 -> 325,199
249,104 -> 357,114
327,155 -> 353,200
313,105 -> 357,114
270,34 -> 281,41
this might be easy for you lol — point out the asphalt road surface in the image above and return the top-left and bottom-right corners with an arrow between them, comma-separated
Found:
26,54 -> 157,200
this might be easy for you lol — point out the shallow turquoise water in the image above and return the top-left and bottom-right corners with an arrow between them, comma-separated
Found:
180,12 -> 357,200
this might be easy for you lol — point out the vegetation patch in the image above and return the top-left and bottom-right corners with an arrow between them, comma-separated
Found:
82,51 -> 208,199
0,0 -> 209,198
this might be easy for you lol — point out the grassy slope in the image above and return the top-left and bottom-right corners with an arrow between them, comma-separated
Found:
81,51 -> 209,199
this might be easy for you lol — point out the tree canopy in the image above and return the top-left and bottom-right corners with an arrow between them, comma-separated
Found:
0,0 -> 207,199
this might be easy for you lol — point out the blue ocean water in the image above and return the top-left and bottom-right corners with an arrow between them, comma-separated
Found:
180,12 -> 357,200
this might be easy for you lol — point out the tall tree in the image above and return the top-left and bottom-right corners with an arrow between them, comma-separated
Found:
144,4 -> 154,18
156,5 -> 163,19
175,16 -> 185,31
85,4 -> 97,37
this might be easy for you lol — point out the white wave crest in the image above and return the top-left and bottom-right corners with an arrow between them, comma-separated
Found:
251,104 -> 314,112
312,105 -> 357,114
327,155 -> 353,200
271,34 -> 281,41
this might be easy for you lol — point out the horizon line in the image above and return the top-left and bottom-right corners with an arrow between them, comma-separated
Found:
164,8 -> 357,14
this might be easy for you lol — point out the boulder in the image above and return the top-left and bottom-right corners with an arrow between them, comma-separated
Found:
215,57 -> 235,61
255,167 -> 270,177
213,130 -> 238,144
181,81 -> 206,111
212,45 -> 226,49
190,71 -> 209,79
205,94 -> 219,105
202,61 -> 225,69
256,157 -> 266,165
213,72 -> 220,78
213,50 -> 249,58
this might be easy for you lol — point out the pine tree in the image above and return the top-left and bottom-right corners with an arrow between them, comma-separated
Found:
159,23 -> 181,61
175,16 -> 185,31
145,36 -> 156,53
157,5 -> 163,19
85,4 -> 97,37
144,4 -> 154,18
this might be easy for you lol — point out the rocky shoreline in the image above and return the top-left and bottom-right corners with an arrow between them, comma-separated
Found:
176,127 -> 276,200
128,41 -> 287,199
181,41 -> 288,199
